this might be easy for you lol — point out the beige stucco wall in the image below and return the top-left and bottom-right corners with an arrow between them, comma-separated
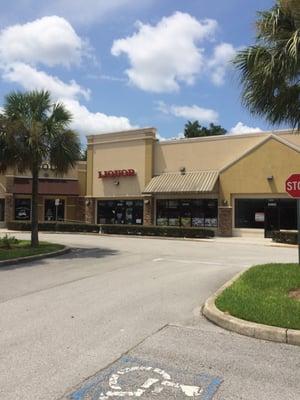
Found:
87,129 -> 300,200
154,134 -> 266,174
277,130 -> 300,147
87,128 -> 156,198
219,137 -> 300,206
77,161 -> 87,196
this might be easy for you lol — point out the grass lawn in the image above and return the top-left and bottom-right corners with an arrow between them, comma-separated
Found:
0,241 -> 64,261
216,263 -> 300,330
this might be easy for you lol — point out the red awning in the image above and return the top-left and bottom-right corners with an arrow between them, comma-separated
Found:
12,178 -> 80,196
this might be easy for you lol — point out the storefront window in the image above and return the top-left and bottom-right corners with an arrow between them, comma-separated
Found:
97,200 -> 143,225
235,199 -> 297,230
15,199 -> 31,220
44,199 -> 65,221
191,200 -> 205,227
0,199 -> 4,221
156,200 -> 168,226
235,199 -> 265,228
181,200 -> 192,227
156,199 -> 218,227
205,200 -> 219,227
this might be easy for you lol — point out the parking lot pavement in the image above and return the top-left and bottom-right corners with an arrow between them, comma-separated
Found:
66,322 -> 300,400
0,233 -> 299,400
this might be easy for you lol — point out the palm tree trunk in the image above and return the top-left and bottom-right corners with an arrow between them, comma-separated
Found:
31,165 -> 39,247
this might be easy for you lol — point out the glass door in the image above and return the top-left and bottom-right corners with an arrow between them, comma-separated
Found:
264,201 -> 280,238
0,199 -> 5,221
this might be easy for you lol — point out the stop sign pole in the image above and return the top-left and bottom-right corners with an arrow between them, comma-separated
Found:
286,174 -> 300,264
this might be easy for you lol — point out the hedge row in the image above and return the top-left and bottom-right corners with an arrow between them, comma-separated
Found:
7,221 -> 215,238
99,224 -> 215,238
272,230 -> 298,245
7,221 -> 100,233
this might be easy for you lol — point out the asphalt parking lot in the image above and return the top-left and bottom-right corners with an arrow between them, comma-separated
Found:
0,232 -> 299,399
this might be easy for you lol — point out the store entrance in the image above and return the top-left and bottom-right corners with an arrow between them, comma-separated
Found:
235,198 -> 297,238
264,201 -> 280,238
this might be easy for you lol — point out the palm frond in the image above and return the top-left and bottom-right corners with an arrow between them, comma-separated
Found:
49,129 -> 81,174
234,0 -> 300,128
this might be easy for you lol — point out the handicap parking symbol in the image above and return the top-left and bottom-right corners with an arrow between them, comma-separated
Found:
67,356 -> 222,399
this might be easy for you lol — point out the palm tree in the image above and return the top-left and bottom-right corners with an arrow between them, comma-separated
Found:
184,120 -> 202,138
234,0 -> 300,128
0,90 -> 81,247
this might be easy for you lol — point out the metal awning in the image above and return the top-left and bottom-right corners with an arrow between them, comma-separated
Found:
143,171 -> 219,194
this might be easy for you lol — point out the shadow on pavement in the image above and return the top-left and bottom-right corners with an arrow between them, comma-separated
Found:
0,247 -> 119,271
61,247 -> 119,260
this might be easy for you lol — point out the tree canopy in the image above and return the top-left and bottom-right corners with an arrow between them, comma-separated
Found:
0,90 -> 81,246
184,121 -> 227,138
234,0 -> 300,128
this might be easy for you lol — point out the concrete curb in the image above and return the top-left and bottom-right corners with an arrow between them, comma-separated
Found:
0,246 -> 71,267
98,233 -> 214,242
202,271 -> 300,346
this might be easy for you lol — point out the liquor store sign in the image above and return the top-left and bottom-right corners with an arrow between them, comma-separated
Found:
98,169 -> 136,178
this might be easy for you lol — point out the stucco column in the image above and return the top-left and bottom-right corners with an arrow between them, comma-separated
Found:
85,198 -> 96,224
5,194 -> 14,224
143,196 -> 153,226
218,206 -> 233,237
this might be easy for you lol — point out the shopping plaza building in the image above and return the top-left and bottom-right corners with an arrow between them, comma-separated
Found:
1,127 -> 300,237
0,162 -> 87,228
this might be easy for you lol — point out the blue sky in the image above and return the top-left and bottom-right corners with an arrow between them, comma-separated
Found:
0,0 -> 276,142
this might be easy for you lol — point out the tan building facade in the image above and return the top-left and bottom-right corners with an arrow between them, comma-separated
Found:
2,127 -> 299,237
0,161 -> 87,227
86,128 -> 300,237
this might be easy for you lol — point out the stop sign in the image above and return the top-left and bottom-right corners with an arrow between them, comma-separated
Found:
286,174 -> 300,198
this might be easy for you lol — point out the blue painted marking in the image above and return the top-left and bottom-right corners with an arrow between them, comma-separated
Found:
67,356 -> 223,399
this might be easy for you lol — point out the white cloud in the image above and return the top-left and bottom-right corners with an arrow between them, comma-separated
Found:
0,16 -> 86,68
0,16 -> 138,136
61,99 -> 137,134
112,12 -> 218,93
1,64 -> 137,135
229,122 -> 262,135
157,101 -> 219,124
3,63 -> 90,101
208,43 -> 237,86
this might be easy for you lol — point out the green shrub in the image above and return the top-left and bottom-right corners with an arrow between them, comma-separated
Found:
6,221 -> 214,238
7,221 -> 100,233
0,234 -> 19,249
272,230 -> 297,245
99,224 -> 214,238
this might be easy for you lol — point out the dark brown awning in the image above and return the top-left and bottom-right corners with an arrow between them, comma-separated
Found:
12,178 -> 79,196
